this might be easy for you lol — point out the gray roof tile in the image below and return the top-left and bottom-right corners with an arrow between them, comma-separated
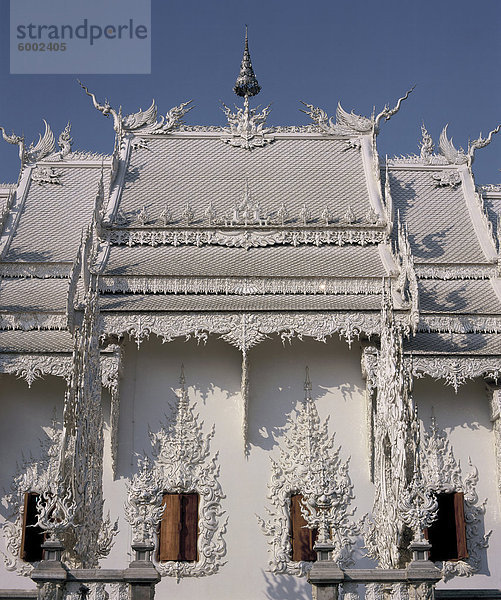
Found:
388,169 -> 486,264
99,293 -> 382,312
0,278 -> 69,312
5,165 -> 105,263
0,330 -> 73,352
103,244 -> 386,278
418,279 -> 501,315
405,332 -> 501,355
118,137 -> 372,225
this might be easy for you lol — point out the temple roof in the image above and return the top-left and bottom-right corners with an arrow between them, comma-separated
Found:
116,136 -> 374,226
0,88 -> 500,366
102,245 -> 388,278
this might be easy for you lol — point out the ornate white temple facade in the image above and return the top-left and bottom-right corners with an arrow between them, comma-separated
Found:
0,36 -> 500,600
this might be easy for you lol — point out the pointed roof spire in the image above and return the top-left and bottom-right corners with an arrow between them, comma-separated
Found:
234,26 -> 261,98
304,366 -> 312,401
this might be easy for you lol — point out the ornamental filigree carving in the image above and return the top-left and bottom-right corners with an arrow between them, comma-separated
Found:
418,315 -> 501,334
300,88 -> 414,136
0,313 -> 67,331
365,287 -> 416,568
1,416 -> 62,575
99,275 -> 383,296
0,354 -> 72,387
414,264 -> 497,280
58,122 -> 72,158
125,368 -> 227,578
431,171 -> 461,188
257,369 -> 359,576
412,356 -> 501,393
104,227 -> 387,249
58,285 -> 118,567
31,166 -> 62,186
101,311 -> 382,350
0,119 -> 55,165
221,96 -> 274,150
439,123 -> 501,167
420,416 -> 490,581
78,81 -> 192,136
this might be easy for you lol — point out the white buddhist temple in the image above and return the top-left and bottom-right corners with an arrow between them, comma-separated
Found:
0,33 -> 500,600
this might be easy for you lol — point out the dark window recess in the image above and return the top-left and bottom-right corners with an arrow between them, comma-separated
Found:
427,492 -> 468,562
20,492 -> 45,562
158,493 -> 199,562
290,493 -> 317,562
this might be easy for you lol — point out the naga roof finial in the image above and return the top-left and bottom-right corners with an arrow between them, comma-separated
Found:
233,26 -> 261,98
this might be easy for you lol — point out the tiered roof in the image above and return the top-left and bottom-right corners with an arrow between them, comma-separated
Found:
0,38 -> 501,390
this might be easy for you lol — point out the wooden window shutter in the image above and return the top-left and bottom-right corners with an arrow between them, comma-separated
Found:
20,492 -> 45,562
158,493 -> 199,562
427,492 -> 468,562
454,492 -> 468,560
290,494 -> 317,562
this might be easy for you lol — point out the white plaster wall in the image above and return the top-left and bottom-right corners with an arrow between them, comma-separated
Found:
102,334 -> 373,600
0,373 -> 65,589
414,377 -> 501,592
2,345 -> 500,598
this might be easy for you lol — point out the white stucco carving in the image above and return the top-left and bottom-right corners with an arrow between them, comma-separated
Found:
101,311 -> 382,350
221,96 -> 274,150
365,286 -> 415,568
257,368 -> 359,576
125,368 -> 227,578
0,354 -> 72,387
412,356 -> 501,393
104,227 -> 387,249
420,416 -> 490,581
1,416 -> 61,575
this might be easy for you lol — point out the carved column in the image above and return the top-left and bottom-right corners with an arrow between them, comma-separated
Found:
58,275 -> 116,567
487,385 -> 501,501
365,287 -> 416,568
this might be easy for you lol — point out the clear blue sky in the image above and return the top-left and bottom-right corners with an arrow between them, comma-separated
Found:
0,0 -> 499,183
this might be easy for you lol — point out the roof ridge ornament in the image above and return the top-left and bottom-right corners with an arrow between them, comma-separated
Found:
439,123 -> 501,166
78,80 -> 193,135
301,86 -> 415,136
0,120 -> 55,166
221,28 -> 274,150
58,122 -> 73,158
234,26 -> 261,98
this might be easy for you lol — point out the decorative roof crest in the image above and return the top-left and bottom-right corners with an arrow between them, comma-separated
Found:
301,86 -> 415,136
78,80 -> 193,136
221,28 -> 274,150
439,123 -> 501,166
419,123 -> 434,160
0,119 -> 55,165
58,122 -> 73,158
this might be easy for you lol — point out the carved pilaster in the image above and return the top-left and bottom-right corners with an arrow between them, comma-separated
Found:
58,278 -> 117,567
365,285 -> 416,568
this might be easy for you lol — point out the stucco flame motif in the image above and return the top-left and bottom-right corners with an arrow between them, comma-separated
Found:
78,80 -> 192,135
420,416 -> 490,581
1,416 -> 62,575
301,87 -> 414,136
221,96 -> 274,150
125,367 -> 227,578
257,368 -> 359,576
